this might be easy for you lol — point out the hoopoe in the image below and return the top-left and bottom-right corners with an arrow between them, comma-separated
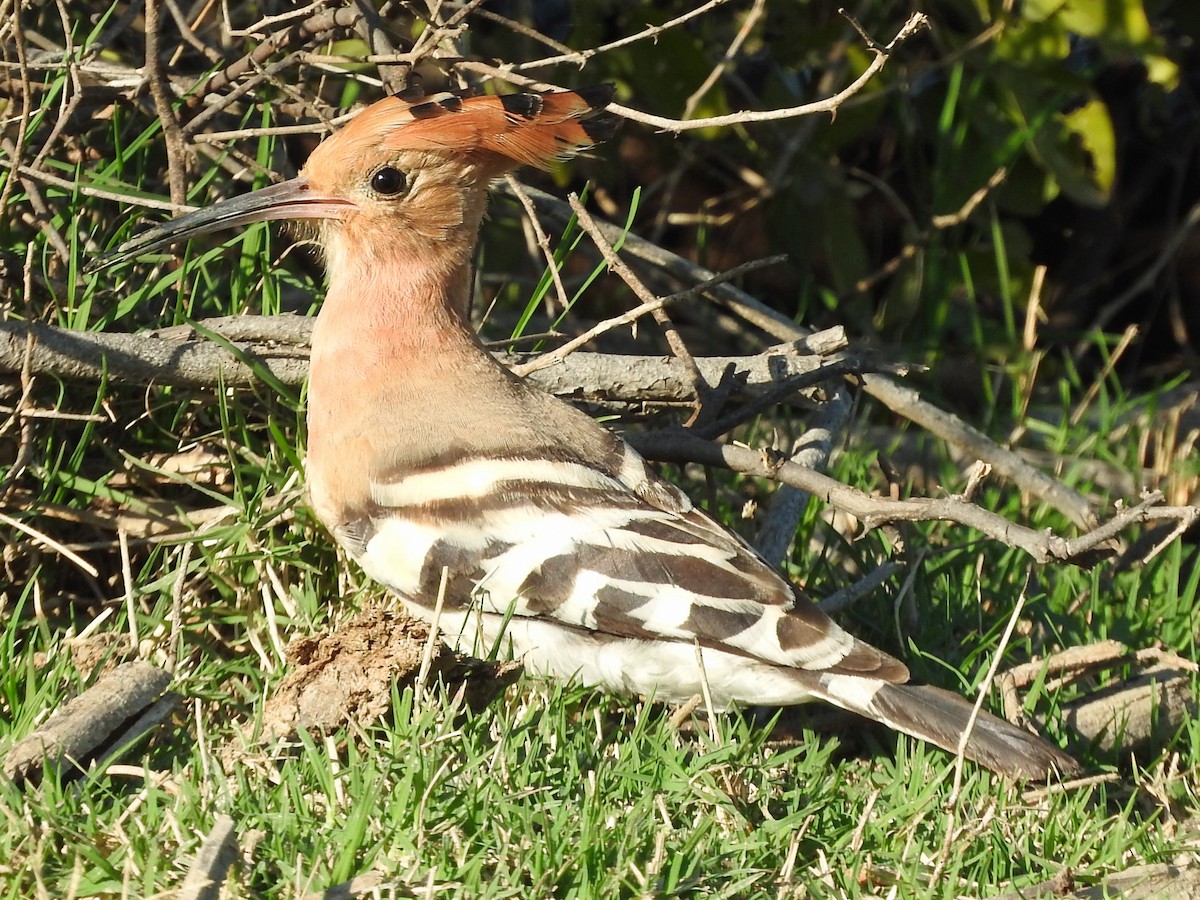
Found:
101,86 -> 1077,779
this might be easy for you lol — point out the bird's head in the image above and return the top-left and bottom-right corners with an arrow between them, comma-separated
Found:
96,86 -> 614,275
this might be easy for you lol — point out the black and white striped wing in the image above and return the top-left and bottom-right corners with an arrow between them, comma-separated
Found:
341,447 -> 1079,778
350,450 -> 905,683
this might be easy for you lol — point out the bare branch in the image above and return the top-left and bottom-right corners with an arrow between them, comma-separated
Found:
2,660 -> 173,782
0,316 -> 859,405
0,157 -> 190,213
626,430 -> 1197,567
565,191 -> 709,409
184,8 -> 366,106
504,175 -> 570,312
605,13 -> 928,133
755,382 -> 853,566
511,0 -> 739,71
144,0 -> 189,207
510,254 -> 789,377
682,0 -> 766,121
508,184 -> 1103,533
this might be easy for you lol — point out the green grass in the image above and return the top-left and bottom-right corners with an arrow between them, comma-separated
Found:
2,601 -> 1194,897
3,5 -> 1199,898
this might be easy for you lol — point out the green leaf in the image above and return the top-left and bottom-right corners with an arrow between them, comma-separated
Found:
1018,0 -> 1179,88
1032,98 -> 1116,207
1143,54 -> 1180,90
993,16 -> 1071,66
1061,99 -> 1116,197
1058,0 -> 1149,41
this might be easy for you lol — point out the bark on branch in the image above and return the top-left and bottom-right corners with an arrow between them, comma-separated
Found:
0,316 -> 870,407
2,660 -> 174,784
626,429 -> 1195,567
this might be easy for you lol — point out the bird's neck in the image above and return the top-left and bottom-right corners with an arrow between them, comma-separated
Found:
309,243 -> 485,415
319,245 -> 476,349
304,246 -> 509,526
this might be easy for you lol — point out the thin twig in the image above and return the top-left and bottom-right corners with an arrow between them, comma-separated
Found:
693,640 -> 719,743
848,166 -> 1008,299
510,255 -> 787,377
0,509 -> 99,577
603,13 -> 928,133
505,175 -> 570,312
692,361 -> 859,440
1069,324 -> 1138,428
818,562 -> 903,615
0,0 -> 32,225
119,530 -> 139,649
0,158 -> 189,212
511,0 -> 738,71
682,0 -> 765,120
470,5 -> 575,58
413,567 -> 449,704
566,192 -> 709,407
144,0 -> 189,207
626,430 -> 1197,567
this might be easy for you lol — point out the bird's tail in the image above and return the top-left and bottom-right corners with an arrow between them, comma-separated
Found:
810,673 -> 1079,780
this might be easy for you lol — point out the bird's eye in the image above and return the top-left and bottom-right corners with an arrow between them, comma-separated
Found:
370,166 -> 407,197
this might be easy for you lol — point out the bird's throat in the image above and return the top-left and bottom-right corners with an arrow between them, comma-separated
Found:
303,254 -> 494,527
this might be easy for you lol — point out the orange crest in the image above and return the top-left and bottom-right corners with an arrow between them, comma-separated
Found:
322,86 -> 615,175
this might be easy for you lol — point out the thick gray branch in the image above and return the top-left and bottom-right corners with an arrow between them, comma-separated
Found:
0,319 -> 312,388
0,317 -> 865,406
755,380 -> 853,566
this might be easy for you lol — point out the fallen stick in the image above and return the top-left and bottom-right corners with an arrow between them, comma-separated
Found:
178,815 -> 239,900
3,659 -> 173,784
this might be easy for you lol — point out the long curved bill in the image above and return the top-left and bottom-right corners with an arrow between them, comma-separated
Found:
91,177 -> 355,271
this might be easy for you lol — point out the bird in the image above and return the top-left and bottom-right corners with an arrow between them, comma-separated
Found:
99,85 -> 1078,780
